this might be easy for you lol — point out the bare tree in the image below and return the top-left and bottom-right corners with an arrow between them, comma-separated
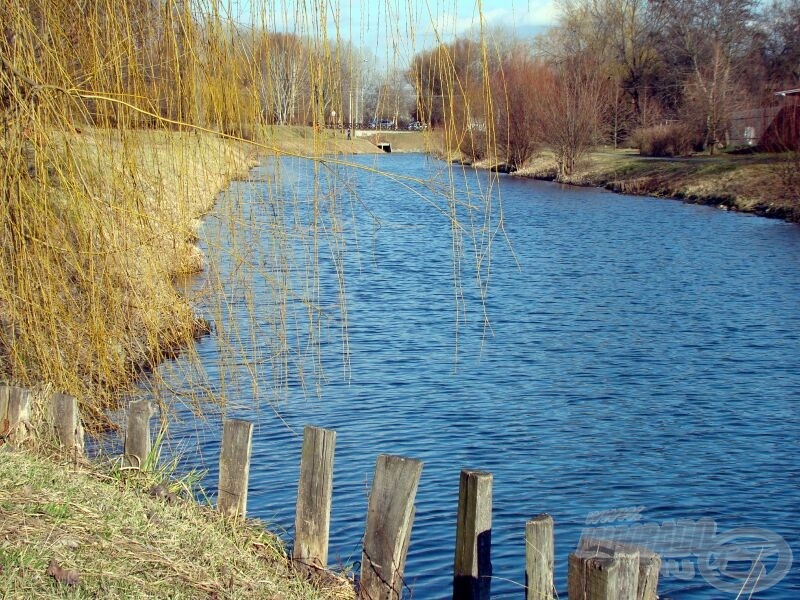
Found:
654,0 -> 758,152
257,33 -> 308,125
544,0 -> 664,132
535,55 -> 610,177
493,47 -> 547,169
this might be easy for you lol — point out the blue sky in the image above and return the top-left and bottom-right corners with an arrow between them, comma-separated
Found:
357,0 -> 557,64
230,0 -> 558,66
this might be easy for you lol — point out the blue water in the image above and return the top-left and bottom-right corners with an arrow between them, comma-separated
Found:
134,153 -> 800,598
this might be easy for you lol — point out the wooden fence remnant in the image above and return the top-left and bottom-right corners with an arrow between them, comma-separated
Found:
637,551 -> 661,600
5,386 -> 31,440
293,425 -> 336,569
525,514 -> 554,600
568,552 -> 620,600
360,454 -> 423,600
123,400 -> 155,469
615,551 -> 641,600
578,536 -> 660,600
217,418 -> 253,518
0,384 -> 9,435
453,469 -> 493,600
51,392 -> 84,455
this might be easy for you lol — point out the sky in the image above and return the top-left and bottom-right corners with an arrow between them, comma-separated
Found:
229,0 -> 558,67
362,0 -> 557,64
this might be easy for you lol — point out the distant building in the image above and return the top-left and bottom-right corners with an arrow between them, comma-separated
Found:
761,88 -> 799,151
728,88 -> 800,151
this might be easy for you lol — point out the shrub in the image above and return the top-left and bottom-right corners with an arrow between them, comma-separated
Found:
633,123 -> 696,157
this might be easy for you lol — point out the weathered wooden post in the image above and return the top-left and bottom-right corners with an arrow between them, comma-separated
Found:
360,454 -> 423,600
6,386 -> 31,439
123,400 -> 155,469
615,551 -> 641,600
637,551 -> 661,600
293,425 -> 336,569
568,553 -> 619,600
577,537 -> 660,600
51,392 -> 84,455
453,470 -> 492,600
0,384 -> 9,434
525,514 -> 554,600
217,418 -> 253,518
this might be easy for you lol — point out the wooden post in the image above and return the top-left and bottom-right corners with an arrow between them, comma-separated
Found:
293,425 -> 336,569
568,553 -> 619,600
577,537 -> 660,600
397,505 -> 416,584
51,392 -> 84,455
568,553 -> 586,600
360,454 -> 423,600
217,419 -> 253,518
525,514 -> 554,600
0,384 -> 9,434
7,386 -> 31,439
124,400 -> 155,469
615,551 -> 640,600
453,470 -> 492,600
637,552 -> 661,600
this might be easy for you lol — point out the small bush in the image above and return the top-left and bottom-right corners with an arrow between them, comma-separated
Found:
459,129 -> 489,162
633,123 -> 696,157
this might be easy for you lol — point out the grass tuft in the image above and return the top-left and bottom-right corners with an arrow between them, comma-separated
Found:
0,446 -> 354,599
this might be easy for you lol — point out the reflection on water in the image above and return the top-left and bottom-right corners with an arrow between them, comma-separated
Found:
129,154 -> 799,598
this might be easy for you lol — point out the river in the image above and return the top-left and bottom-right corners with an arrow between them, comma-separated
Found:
129,153 -> 799,598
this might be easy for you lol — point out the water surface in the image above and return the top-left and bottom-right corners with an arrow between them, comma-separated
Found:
134,154 -> 799,598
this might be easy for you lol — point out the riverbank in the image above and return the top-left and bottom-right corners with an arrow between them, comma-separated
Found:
1,129 -> 259,427
0,121 -> 371,597
0,125 -> 406,427
0,444 -> 352,598
511,149 -> 800,224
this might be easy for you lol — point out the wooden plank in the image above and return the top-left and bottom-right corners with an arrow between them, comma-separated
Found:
293,425 -> 336,568
51,392 -> 84,455
453,470 -> 492,600
217,419 -> 253,518
123,400 -> 155,469
360,454 -> 423,600
525,514 -> 554,600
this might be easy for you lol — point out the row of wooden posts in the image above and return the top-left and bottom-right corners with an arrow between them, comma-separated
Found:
1,384 -> 661,599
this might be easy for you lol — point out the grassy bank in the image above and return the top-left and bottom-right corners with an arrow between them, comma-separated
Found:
0,125 -> 401,598
0,444 -> 353,599
1,129 -> 257,425
0,125 -> 399,427
360,131 -> 439,153
513,149 -> 800,223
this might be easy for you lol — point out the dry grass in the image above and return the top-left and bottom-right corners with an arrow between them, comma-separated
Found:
514,149 -> 800,222
1,1 -> 507,427
0,445 -> 354,599
1,128 -> 256,427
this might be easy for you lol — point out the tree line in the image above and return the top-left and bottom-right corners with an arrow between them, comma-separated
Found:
407,0 -> 800,173
1,1 -> 403,135
3,0 -> 796,167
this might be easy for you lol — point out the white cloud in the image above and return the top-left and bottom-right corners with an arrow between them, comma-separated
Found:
421,0 -> 557,39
